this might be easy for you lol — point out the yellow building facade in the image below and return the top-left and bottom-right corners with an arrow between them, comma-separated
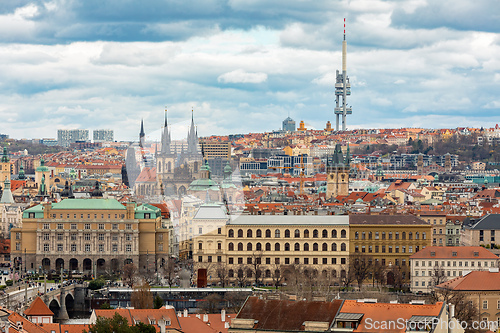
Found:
11,198 -> 169,275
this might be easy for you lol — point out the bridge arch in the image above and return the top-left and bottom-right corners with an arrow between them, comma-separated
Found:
49,299 -> 60,317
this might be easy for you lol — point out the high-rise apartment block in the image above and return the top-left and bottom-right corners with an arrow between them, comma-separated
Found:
57,129 -> 89,147
93,129 -> 114,142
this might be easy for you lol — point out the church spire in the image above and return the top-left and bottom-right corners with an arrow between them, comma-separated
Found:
161,108 -> 171,155
139,119 -> 145,147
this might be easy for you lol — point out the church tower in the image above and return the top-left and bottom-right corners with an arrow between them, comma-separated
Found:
0,147 -> 10,182
157,108 -> 177,195
326,144 -> 349,200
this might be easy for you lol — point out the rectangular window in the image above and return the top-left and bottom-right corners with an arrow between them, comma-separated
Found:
85,244 -> 91,252
98,223 -> 105,230
313,258 -> 318,265
198,256 -> 202,262
126,244 -> 132,252
43,223 -> 50,229
98,244 -> 104,252
71,224 -> 77,230
304,258 -> 309,264
199,227 -> 202,234
112,235 -> 118,241
85,223 -> 91,230
126,224 -> 132,230
112,244 -> 118,252
84,233 -> 91,241
44,244 -> 49,252
57,244 -> 63,251
57,233 -> 63,241
331,258 -> 337,264
43,233 -> 50,241
71,233 -> 77,241
71,244 -> 77,252
57,223 -> 63,229
98,234 -> 105,241
341,258 -> 346,265
483,300 -> 488,309
16,243 -> 20,251
238,257 -> 243,264
112,224 -> 118,230
217,256 -> 222,263
228,257 -> 233,264
126,234 -> 132,241
285,258 -> 290,265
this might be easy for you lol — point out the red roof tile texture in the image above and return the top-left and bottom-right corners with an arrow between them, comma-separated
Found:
24,297 -> 54,316
436,271 -> 500,291
410,246 -> 498,259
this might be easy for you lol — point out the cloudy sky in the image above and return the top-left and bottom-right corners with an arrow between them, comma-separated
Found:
0,0 -> 499,141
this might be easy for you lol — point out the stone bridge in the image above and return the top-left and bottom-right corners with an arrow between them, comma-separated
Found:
41,284 -> 85,320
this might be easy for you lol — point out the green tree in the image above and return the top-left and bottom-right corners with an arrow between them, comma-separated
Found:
89,279 -> 106,290
100,302 -> 111,309
153,295 -> 163,309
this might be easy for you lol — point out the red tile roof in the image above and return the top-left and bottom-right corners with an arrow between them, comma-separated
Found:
24,297 -> 54,316
410,246 -> 498,259
436,270 -> 500,291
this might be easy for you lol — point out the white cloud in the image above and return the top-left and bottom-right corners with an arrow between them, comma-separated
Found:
217,69 -> 268,84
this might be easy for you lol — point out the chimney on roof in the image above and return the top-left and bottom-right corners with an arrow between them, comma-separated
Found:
221,309 -> 226,322
184,308 -> 188,317
158,319 -> 166,333
203,313 -> 209,322
225,322 -> 229,328
449,303 -> 455,318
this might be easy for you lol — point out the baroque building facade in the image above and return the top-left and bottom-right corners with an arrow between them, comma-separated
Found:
10,198 -> 169,275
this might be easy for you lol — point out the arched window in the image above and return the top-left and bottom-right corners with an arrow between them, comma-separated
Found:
341,243 -> 346,251
294,229 -> 300,238
275,243 -> 280,251
247,269 -> 253,278
332,243 -> 337,251
402,232 -> 406,240
322,229 -> 328,238
322,243 -> 328,251
355,232 -> 359,240
294,243 -> 300,251
228,243 -> 234,251
265,229 -> 271,238
422,232 -> 426,240
247,243 -> 252,251
409,232 -> 413,240
228,269 -> 234,278
285,229 -> 290,238
332,230 -> 337,238
332,269 -> 337,278
228,229 -> 234,238
313,229 -> 319,238
304,229 -> 310,238
237,229 -> 243,238
285,243 -> 290,251
368,232 -> 372,240
256,229 -> 262,238
237,242 -> 243,251
304,243 -> 309,251
341,230 -> 346,238
275,229 -> 280,238
362,232 -> 366,240
265,269 -> 271,278
256,242 -> 262,251
247,229 -> 252,238
265,243 -> 271,251
313,243 -> 319,251
416,232 -> 420,240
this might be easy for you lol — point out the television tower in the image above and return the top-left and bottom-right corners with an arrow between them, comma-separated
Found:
334,18 -> 352,131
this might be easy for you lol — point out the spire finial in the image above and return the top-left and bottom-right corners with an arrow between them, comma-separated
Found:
164,107 -> 168,128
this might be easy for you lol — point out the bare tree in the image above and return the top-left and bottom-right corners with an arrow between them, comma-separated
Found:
130,282 -> 153,309
215,262 -> 230,288
389,265 -> 409,290
235,265 -> 249,287
434,288 -> 479,332
250,251 -> 263,286
349,253 -> 372,290
122,263 -> 137,287
340,264 -> 355,289
430,265 -> 447,288
371,261 -> 385,287
270,264 -> 284,289
199,293 -> 222,314
163,257 -> 178,288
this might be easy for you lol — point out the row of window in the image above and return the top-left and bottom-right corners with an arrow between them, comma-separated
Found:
226,242 -> 347,252
414,260 -> 495,268
355,245 -> 419,254
43,233 -> 134,241
228,229 -> 347,239
354,231 -> 426,240
42,243 -> 132,252
49,213 -> 127,220
42,223 -> 134,230
198,255 -> 348,266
